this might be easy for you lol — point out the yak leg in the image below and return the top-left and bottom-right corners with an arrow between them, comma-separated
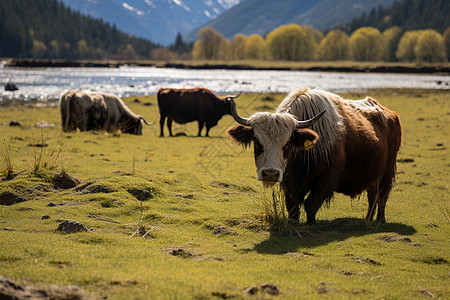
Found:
197,121 -> 204,137
286,194 -> 302,222
167,118 -> 174,136
367,174 -> 394,223
304,187 -> 332,225
159,114 -> 166,137
282,183 -> 306,222
77,119 -> 88,131
366,185 -> 379,223
376,174 -> 394,223
205,126 -> 211,137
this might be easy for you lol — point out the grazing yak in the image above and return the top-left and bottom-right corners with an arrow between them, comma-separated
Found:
227,87 -> 402,224
59,90 -> 151,135
157,87 -> 240,137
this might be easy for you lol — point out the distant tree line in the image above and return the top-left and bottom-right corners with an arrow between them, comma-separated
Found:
191,0 -> 449,63
0,0 -> 161,59
340,0 -> 449,34
192,25 -> 449,63
1,0 -> 448,63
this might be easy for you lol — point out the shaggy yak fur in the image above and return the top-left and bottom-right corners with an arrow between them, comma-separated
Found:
59,90 -> 150,135
227,87 -> 402,224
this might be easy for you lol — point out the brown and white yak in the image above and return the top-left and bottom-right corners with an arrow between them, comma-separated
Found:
227,87 -> 402,224
59,90 -> 151,135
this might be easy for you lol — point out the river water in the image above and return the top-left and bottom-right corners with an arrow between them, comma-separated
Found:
1,64 -> 449,101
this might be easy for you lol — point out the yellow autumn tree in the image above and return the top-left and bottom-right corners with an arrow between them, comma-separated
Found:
382,26 -> 402,61
265,24 -> 313,61
414,29 -> 447,62
303,26 -> 324,60
443,27 -> 450,60
317,29 -> 349,61
230,34 -> 247,60
244,34 -> 265,59
396,30 -> 422,62
192,27 -> 227,60
349,27 -> 383,61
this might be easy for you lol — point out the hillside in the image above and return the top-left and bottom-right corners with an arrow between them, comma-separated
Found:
59,0 -> 243,46
185,0 -> 396,41
0,0 -> 159,59
340,0 -> 450,33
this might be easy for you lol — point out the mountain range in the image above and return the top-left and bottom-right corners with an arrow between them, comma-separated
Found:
186,0 -> 397,41
61,0 -> 397,45
59,0 -> 242,46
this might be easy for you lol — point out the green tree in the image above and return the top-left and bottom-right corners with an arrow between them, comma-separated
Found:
396,30 -> 422,61
382,26 -> 402,61
244,34 -> 265,59
414,29 -> 447,62
230,34 -> 247,60
441,27 -> 450,60
192,27 -> 227,60
265,24 -> 313,61
349,27 -> 383,61
317,30 -> 349,61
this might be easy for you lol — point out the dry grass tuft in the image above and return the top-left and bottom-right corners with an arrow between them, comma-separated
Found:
0,139 -> 14,179
258,185 -> 289,228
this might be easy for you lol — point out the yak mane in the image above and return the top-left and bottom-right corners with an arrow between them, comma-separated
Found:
276,87 -> 345,164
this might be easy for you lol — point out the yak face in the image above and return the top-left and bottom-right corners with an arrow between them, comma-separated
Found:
228,112 -> 319,186
121,118 -> 143,135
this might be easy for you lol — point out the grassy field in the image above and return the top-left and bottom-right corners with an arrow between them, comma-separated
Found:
0,88 -> 449,299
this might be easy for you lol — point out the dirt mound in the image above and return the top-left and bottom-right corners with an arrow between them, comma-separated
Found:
0,275 -> 92,299
244,283 -> 280,296
127,188 -> 154,201
163,248 -> 194,258
53,171 -> 80,189
0,191 -> 26,206
76,182 -> 114,194
57,220 -> 90,233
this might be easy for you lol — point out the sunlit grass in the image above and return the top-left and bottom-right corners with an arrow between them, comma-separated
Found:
0,89 -> 448,299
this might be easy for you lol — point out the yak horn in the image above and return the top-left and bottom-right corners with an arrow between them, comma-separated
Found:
229,92 -> 241,99
296,110 -> 326,128
228,99 -> 249,126
140,116 -> 152,126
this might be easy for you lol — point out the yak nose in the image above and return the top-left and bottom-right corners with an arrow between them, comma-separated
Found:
261,168 -> 280,182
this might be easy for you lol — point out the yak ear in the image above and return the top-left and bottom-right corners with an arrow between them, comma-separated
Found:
291,129 -> 319,151
227,125 -> 254,148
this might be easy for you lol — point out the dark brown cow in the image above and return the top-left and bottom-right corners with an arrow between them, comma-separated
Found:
227,87 -> 402,224
59,90 -> 151,135
157,87 -> 240,137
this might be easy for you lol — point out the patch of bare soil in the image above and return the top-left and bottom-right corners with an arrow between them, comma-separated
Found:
127,188 -> 153,201
53,171 -> 80,189
381,234 -> 422,246
57,220 -> 90,233
212,225 -> 238,236
345,254 -> 381,265
75,182 -> 114,194
0,276 -> 92,299
243,283 -> 280,296
0,191 -> 26,206
163,248 -> 194,259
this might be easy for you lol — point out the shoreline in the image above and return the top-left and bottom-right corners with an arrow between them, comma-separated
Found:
4,58 -> 450,74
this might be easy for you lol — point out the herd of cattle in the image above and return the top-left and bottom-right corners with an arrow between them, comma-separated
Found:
58,87 -> 402,224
